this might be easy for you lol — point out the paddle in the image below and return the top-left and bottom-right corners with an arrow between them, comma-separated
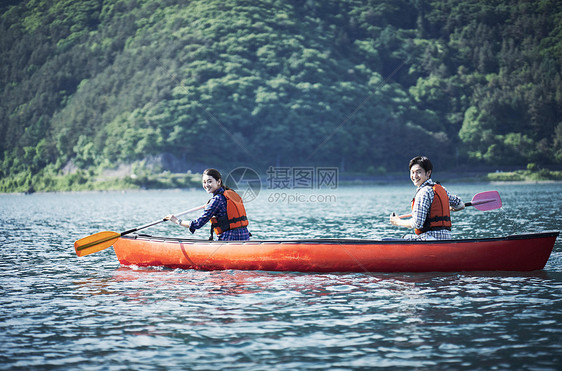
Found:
74,204 -> 205,257
398,190 -> 502,218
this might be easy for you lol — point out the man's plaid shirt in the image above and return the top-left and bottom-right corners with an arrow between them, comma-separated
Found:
405,179 -> 463,240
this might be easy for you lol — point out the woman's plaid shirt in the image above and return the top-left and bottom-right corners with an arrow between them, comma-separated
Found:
189,188 -> 250,241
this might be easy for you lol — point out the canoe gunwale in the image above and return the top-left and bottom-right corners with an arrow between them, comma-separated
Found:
126,230 -> 559,245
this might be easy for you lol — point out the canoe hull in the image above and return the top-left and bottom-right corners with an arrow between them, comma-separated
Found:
112,231 -> 558,272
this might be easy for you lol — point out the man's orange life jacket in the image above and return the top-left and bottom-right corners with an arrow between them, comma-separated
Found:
211,189 -> 249,235
412,183 -> 451,235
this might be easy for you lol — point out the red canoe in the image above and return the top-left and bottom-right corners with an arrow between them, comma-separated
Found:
111,231 -> 559,272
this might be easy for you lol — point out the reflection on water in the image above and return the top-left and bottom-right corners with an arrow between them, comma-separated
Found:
0,183 -> 561,369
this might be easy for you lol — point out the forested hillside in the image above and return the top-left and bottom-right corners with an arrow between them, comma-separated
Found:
1,0 -> 561,192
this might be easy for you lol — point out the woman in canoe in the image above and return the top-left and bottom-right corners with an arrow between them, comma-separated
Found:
389,156 -> 465,240
165,168 -> 250,240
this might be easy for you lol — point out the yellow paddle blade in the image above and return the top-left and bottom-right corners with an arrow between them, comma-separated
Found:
74,231 -> 120,257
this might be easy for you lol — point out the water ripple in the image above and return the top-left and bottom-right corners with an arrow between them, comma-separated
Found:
0,185 -> 561,369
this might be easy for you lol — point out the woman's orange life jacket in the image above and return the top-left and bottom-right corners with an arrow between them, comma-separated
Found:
412,183 -> 451,235
210,189 -> 249,235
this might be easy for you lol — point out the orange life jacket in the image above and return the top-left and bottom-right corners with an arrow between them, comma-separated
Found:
210,189 -> 249,235
412,183 -> 451,235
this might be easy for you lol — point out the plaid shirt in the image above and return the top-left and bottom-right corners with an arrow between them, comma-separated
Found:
406,179 -> 463,240
189,188 -> 250,241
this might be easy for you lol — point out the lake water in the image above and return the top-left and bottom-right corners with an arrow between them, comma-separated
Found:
1,183 -> 561,369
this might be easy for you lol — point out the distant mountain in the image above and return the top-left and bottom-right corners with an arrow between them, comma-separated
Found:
1,0 -> 561,191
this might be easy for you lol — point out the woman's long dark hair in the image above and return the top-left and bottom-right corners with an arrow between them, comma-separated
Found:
202,168 -> 230,190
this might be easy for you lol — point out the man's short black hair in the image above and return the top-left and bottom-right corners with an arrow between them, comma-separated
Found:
409,156 -> 433,174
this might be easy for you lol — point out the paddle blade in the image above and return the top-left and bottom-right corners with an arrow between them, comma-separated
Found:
470,191 -> 502,211
74,231 -> 120,257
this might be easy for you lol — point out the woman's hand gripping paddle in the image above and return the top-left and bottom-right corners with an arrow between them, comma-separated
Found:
74,204 -> 205,257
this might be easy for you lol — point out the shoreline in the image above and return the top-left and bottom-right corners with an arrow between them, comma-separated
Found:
2,177 -> 560,196
2,167 -> 561,195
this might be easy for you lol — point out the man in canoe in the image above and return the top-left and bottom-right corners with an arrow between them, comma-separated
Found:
165,168 -> 251,241
389,156 -> 465,240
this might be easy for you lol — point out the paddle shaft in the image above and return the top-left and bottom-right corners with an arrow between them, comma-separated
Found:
120,204 -> 205,236
398,203 -> 471,219
397,193 -> 499,219
74,204 -> 206,255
